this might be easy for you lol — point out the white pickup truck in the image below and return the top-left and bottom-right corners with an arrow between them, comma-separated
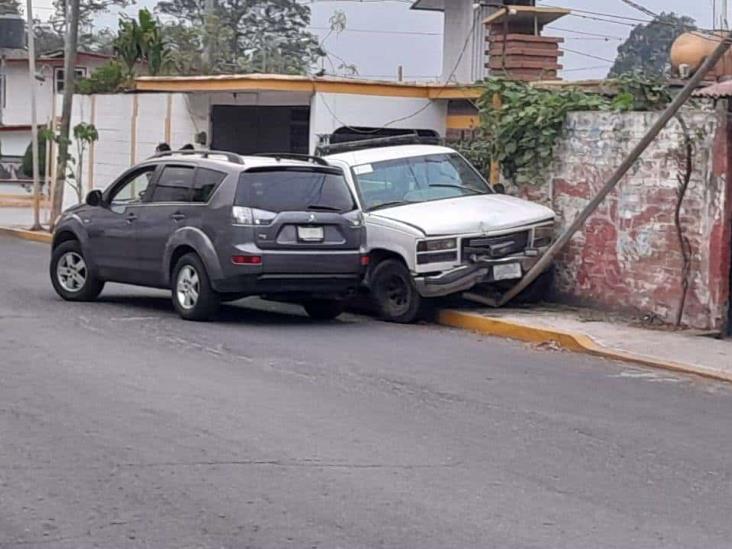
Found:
323,142 -> 556,323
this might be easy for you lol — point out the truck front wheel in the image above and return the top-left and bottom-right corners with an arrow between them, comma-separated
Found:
370,259 -> 422,323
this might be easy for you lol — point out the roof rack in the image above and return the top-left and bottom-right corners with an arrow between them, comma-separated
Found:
315,133 -> 442,156
251,152 -> 330,166
153,149 -> 244,164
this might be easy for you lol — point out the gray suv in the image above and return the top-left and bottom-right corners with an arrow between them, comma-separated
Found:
50,150 -> 366,320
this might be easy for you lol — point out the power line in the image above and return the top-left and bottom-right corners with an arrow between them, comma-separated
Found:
310,25 -> 441,36
319,6 -> 478,133
562,47 -> 616,64
546,26 -> 624,40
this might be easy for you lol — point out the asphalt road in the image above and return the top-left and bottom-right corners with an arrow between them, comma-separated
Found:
1,235 -> 732,549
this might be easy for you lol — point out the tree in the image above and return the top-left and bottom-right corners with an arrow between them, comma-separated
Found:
51,0 -> 134,50
609,12 -> 697,78
114,9 -> 171,77
0,0 -> 21,15
157,0 -> 323,75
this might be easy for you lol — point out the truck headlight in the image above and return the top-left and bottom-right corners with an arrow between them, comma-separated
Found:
532,224 -> 554,248
417,238 -> 457,252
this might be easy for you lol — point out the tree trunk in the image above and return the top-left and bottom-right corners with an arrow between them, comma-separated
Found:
50,0 -> 81,228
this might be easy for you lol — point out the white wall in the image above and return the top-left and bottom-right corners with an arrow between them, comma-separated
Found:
61,92 -> 201,209
310,92 -> 447,153
0,129 -> 30,156
1,58 -> 108,128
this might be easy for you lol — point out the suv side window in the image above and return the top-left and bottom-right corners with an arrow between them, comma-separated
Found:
150,165 -> 195,203
109,165 -> 157,210
192,168 -> 226,203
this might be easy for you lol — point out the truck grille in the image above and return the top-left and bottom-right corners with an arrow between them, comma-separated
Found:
462,231 -> 529,260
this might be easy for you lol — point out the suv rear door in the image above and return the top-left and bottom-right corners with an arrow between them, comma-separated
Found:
234,166 -> 362,274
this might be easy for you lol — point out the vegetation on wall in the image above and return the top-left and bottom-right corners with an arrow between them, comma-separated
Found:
454,74 -> 674,184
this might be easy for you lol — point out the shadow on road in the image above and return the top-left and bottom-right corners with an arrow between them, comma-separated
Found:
95,293 -> 359,326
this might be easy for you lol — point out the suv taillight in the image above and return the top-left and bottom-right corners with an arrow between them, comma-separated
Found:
232,206 -> 275,226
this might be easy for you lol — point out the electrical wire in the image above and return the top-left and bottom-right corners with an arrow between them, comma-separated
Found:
319,5 -> 478,133
310,26 -> 441,36
561,47 -> 616,64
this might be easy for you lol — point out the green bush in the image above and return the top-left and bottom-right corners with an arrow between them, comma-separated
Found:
21,129 -> 48,179
76,61 -> 128,94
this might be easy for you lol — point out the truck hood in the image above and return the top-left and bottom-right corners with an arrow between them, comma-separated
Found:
369,194 -> 555,236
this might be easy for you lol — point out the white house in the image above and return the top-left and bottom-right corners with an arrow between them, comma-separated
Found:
0,49 -> 110,181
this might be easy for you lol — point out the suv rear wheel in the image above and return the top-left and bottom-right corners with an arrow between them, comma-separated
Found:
370,259 -> 422,323
50,240 -> 105,302
172,253 -> 220,321
303,299 -> 344,321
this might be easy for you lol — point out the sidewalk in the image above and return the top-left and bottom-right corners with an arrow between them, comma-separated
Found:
438,304 -> 732,383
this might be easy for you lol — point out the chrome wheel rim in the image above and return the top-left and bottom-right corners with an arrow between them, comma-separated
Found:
57,251 -> 87,293
176,265 -> 200,310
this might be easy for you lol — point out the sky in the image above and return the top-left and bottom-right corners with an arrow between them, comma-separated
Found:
27,0 -> 722,81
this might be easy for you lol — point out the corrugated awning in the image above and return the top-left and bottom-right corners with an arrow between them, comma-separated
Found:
693,80 -> 732,98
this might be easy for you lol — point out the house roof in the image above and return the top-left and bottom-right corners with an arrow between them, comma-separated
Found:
3,49 -> 112,63
483,6 -> 571,27
135,73 -> 483,100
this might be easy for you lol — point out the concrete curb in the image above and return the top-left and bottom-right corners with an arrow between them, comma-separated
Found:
437,309 -> 732,384
0,226 -> 52,244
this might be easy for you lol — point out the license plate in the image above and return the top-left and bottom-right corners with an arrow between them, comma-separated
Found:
493,263 -> 522,281
297,226 -> 324,242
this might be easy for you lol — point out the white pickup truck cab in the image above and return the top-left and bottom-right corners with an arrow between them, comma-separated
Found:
324,143 -> 556,323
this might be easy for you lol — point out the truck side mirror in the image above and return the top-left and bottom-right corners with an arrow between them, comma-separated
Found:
493,183 -> 506,194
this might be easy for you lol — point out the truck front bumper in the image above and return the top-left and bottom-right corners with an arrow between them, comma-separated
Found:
414,254 -> 545,298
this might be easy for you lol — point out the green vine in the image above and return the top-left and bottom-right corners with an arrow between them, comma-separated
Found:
456,74 -> 673,185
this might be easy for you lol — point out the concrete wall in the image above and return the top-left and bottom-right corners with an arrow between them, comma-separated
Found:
519,108 -> 731,331
61,93 -> 202,209
310,92 -> 447,153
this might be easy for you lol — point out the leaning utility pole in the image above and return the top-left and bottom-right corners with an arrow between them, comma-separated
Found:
50,0 -> 80,228
497,29 -> 732,307
26,0 -> 42,231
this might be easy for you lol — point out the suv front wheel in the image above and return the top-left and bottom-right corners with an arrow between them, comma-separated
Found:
50,240 -> 105,302
370,259 -> 422,323
172,253 -> 220,321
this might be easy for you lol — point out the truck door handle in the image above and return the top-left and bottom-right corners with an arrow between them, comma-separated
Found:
170,212 -> 186,221
125,212 -> 137,223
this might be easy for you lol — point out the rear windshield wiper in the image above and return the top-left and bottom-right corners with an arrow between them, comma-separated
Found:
369,200 -> 414,211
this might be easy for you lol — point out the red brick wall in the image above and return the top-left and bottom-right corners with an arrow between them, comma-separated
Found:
516,107 -> 732,330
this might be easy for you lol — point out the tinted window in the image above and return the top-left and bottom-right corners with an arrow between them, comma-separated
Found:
236,168 -> 355,213
192,168 -> 226,203
150,166 -> 195,202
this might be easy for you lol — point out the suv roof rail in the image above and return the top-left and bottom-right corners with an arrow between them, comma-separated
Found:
251,152 -> 330,166
153,149 -> 244,164
315,133 -> 442,156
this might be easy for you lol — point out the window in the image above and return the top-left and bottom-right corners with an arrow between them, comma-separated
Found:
192,168 -> 226,203
54,67 -> 87,94
150,166 -> 195,203
236,168 -> 355,213
109,167 -> 157,210
352,153 -> 491,210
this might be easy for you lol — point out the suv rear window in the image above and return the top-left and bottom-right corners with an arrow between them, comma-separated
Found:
236,168 -> 355,213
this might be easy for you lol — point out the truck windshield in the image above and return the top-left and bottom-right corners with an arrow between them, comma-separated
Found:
236,167 -> 356,213
352,153 -> 491,211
